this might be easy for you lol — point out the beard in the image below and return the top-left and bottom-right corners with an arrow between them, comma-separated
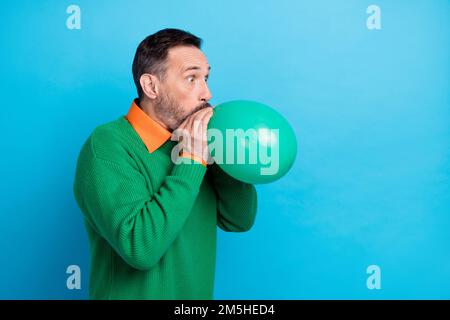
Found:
155,90 -> 211,131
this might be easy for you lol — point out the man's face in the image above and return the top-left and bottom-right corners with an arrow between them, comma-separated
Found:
155,45 -> 212,130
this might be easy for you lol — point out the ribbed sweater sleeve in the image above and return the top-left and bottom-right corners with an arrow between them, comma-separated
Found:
208,163 -> 258,232
74,138 -> 206,271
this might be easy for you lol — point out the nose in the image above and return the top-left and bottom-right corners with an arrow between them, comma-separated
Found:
201,82 -> 212,102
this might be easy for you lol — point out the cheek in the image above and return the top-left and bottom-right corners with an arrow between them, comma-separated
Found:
169,80 -> 189,98
176,83 -> 200,106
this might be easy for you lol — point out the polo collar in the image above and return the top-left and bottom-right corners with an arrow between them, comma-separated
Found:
125,99 -> 172,153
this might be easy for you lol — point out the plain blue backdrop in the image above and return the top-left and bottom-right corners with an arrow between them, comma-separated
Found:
0,0 -> 449,299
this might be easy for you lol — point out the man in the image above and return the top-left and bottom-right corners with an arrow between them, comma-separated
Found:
73,28 -> 257,299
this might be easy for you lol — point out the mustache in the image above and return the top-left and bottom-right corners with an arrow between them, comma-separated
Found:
188,102 -> 212,117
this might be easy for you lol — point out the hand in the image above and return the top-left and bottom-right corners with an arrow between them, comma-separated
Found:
171,107 -> 213,164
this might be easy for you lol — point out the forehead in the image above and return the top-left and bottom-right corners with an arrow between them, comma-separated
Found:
166,46 -> 209,72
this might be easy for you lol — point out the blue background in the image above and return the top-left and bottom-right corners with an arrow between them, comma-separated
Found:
0,0 -> 449,299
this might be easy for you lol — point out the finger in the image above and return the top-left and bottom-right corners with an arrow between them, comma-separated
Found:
176,107 -> 212,139
200,108 -> 213,133
194,108 -> 212,137
184,115 -> 197,146
193,106 -> 213,124
172,111 -> 194,140
192,105 -> 213,118
189,107 -> 209,132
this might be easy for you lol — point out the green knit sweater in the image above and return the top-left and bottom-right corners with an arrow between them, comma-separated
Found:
73,116 -> 257,299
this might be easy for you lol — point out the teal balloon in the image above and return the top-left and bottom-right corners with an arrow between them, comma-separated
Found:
207,100 -> 297,184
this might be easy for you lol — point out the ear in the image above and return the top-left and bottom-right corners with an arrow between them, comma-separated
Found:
139,73 -> 160,100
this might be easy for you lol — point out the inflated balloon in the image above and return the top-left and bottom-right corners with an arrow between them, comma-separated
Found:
207,100 -> 297,184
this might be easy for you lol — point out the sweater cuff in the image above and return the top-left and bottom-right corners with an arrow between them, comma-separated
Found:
171,161 -> 207,186
179,152 -> 208,167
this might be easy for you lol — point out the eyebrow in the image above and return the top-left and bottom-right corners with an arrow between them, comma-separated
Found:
183,65 -> 211,73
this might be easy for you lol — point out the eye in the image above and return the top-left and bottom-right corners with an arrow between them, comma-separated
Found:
205,76 -> 209,83
187,75 -> 195,83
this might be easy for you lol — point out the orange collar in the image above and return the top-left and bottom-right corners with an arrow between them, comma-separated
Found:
125,99 -> 172,153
